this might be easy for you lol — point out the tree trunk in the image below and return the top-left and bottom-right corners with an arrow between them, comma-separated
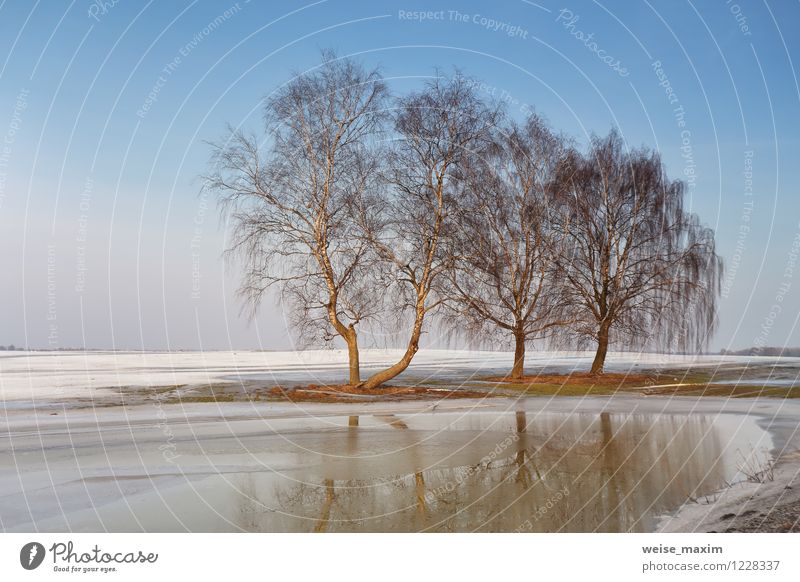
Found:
510,329 -> 526,380
344,327 -> 361,385
590,320 -> 611,375
325,297 -> 361,385
360,301 -> 425,389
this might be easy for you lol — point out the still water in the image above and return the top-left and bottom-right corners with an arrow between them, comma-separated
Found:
2,408 -> 771,532
223,411 -> 767,532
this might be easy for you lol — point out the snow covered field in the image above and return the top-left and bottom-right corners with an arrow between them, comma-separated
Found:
1,348 -> 792,402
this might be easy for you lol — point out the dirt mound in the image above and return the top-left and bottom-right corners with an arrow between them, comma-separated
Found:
266,384 -> 489,402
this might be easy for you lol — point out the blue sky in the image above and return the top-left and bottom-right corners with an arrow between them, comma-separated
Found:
0,0 -> 798,352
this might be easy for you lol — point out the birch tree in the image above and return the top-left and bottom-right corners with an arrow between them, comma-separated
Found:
556,130 -> 722,374
357,72 -> 499,389
446,114 -> 572,379
205,53 -> 388,385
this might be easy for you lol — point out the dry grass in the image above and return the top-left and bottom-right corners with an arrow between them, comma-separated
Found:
484,370 -> 800,399
488,372 -> 659,386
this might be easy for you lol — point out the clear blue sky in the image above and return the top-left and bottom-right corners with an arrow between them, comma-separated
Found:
0,0 -> 798,352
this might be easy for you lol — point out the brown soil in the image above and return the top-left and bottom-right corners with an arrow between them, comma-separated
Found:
487,372 -> 658,386
265,384 -> 489,403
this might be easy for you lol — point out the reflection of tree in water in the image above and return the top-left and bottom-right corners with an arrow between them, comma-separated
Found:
232,412 -> 729,532
313,479 -> 335,532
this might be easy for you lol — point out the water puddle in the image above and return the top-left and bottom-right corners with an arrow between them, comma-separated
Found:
20,409 -> 770,532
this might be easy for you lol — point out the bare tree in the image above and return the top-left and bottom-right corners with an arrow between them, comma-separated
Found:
555,130 -> 723,374
445,114 -> 572,379
207,53 -> 722,387
356,72 -> 499,389
205,52 -> 388,385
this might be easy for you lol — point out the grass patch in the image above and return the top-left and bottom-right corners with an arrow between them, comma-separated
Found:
485,371 -> 680,397
480,369 -> 800,399
641,384 -> 800,399
90,363 -> 800,406
492,382 -> 622,397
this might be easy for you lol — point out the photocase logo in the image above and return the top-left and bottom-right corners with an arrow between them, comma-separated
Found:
20,542 -> 46,570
